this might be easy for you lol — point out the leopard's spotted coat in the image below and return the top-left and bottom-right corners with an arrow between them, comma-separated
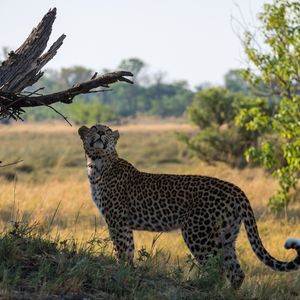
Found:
79,124 -> 300,288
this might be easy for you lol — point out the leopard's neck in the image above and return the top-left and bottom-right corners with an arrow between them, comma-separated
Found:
86,153 -> 118,180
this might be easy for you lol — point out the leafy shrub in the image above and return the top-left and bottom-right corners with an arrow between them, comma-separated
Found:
181,87 -> 266,168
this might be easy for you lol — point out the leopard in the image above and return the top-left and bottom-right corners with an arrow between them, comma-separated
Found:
78,123 -> 300,289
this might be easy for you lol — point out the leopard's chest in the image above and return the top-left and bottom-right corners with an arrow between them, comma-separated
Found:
86,158 -> 108,219
89,182 -> 106,219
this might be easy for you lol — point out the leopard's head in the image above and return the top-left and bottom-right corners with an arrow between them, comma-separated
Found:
78,124 -> 119,158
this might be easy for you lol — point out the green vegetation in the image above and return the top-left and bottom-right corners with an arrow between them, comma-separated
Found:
66,98 -> 117,124
0,221 -> 244,299
179,87 -> 272,168
237,0 -> 300,212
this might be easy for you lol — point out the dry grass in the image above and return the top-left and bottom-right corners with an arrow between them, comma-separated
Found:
0,121 -> 300,299
0,120 -> 194,134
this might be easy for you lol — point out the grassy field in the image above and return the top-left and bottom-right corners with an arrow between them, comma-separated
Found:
0,121 -> 299,299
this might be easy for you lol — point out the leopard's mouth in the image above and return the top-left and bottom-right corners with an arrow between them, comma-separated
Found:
90,136 -> 107,149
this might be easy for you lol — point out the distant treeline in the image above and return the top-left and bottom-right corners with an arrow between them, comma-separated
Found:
21,58 -> 189,122
20,57 -> 251,123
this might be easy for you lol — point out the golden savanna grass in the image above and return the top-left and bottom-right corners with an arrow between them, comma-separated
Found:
0,121 -> 300,298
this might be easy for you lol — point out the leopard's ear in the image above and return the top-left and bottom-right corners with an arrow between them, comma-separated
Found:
78,126 -> 89,139
112,130 -> 120,142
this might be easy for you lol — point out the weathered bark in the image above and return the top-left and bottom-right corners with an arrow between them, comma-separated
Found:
0,8 -> 133,121
0,8 -> 65,93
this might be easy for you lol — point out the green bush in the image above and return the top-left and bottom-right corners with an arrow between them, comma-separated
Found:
181,87 -> 265,168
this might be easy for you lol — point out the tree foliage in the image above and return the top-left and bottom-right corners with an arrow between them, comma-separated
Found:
224,69 -> 250,94
238,0 -> 300,211
181,87 -> 263,168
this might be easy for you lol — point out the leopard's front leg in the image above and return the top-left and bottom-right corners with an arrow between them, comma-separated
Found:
108,224 -> 134,266
99,186 -> 134,265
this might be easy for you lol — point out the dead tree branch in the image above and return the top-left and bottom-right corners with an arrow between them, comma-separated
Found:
0,71 -> 133,119
0,8 -> 65,93
0,8 -> 133,121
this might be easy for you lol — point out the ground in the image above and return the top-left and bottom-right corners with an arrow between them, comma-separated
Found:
0,120 -> 299,299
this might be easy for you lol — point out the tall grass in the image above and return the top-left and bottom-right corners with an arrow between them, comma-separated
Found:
1,218 -> 299,299
0,220 -> 246,299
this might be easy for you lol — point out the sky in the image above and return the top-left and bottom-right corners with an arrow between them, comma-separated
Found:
0,0 -> 271,88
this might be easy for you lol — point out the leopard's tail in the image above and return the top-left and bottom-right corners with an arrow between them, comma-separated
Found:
242,196 -> 300,272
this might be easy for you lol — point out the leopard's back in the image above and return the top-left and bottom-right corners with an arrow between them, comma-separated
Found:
124,169 -> 242,233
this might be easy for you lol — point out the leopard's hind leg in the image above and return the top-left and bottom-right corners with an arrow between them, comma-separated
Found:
181,210 -> 245,289
181,213 -> 220,267
223,243 -> 245,289
220,215 -> 245,289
